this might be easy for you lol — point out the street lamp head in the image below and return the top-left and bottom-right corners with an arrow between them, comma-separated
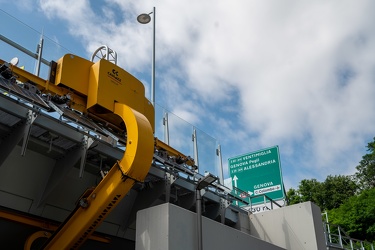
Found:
137,13 -> 152,24
196,173 -> 218,190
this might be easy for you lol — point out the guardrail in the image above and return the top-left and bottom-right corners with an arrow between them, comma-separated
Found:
323,222 -> 374,250
231,186 -> 283,212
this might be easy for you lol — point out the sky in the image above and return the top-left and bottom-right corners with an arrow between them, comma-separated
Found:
1,0 -> 375,191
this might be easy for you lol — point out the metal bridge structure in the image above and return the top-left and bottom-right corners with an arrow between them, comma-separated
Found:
0,12 -> 250,249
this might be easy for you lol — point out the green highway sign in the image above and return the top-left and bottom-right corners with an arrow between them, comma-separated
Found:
228,146 -> 284,206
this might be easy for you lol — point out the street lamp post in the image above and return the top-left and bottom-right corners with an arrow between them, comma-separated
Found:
196,173 -> 218,250
137,7 -> 156,107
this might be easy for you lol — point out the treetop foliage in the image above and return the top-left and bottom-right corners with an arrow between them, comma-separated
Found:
329,188 -> 375,242
286,137 -> 375,243
356,137 -> 375,190
287,175 -> 357,210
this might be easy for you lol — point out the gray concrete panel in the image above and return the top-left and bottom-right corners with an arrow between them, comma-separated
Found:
136,203 -> 284,250
249,202 -> 326,250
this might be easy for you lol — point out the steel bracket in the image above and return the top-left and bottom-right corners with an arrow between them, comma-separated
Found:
165,172 -> 177,202
220,197 -> 230,224
21,110 -> 38,156
79,134 -> 95,178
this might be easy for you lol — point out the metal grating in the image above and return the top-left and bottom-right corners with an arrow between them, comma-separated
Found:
31,126 -> 77,151
0,74 -> 49,110
60,107 -> 106,136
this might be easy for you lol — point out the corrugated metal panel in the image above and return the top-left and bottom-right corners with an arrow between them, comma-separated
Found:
0,109 -> 20,126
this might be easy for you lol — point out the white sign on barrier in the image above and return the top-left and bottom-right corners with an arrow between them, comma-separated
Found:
244,199 -> 285,214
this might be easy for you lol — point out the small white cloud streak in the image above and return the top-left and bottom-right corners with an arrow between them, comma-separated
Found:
36,0 -> 375,188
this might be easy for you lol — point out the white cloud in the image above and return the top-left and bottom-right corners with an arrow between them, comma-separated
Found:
34,0 -> 375,188
0,0 -> 35,11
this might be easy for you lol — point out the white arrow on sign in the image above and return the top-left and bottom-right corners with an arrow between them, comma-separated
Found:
233,175 -> 238,188
248,191 -> 253,196
232,175 -> 239,205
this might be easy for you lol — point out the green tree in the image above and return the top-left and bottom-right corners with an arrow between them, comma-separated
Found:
297,178 -> 324,208
356,137 -> 375,190
321,175 -> 357,210
329,188 -> 375,242
289,175 -> 357,210
286,188 -> 301,205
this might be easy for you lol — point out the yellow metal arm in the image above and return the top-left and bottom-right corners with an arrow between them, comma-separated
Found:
43,103 -> 154,249
0,59 -> 87,112
155,138 -> 195,167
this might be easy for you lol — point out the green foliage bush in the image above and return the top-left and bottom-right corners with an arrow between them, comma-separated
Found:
329,188 -> 375,242
286,137 -> 375,242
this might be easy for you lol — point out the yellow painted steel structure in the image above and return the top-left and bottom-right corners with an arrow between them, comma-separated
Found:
155,138 -> 195,167
45,55 -> 154,249
0,209 -> 110,244
0,58 -> 87,112
55,54 -> 155,132
1,54 -> 155,249
1,53 -> 155,131
24,231 -> 52,250
43,103 -> 154,249
54,54 -> 94,97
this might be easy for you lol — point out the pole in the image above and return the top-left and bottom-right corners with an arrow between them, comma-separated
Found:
151,6 -> 156,107
163,111 -> 170,145
193,128 -> 199,169
217,144 -> 224,184
196,189 -> 203,250
35,34 -> 44,76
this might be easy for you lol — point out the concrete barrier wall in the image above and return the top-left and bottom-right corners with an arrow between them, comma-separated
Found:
249,201 -> 326,250
136,203 -> 284,250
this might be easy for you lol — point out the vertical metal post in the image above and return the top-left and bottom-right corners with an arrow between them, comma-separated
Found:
163,111 -> 169,145
193,128 -> 199,169
338,226 -> 343,247
151,6 -> 156,107
79,135 -> 94,178
324,212 -> 332,244
165,173 -> 176,202
219,198 -> 228,224
196,189 -> 203,250
216,144 -> 224,184
21,110 -> 38,156
35,34 -> 44,76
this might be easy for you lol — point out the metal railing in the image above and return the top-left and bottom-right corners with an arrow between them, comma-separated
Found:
323,222 -> 374,250
231,186 -> 283,213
